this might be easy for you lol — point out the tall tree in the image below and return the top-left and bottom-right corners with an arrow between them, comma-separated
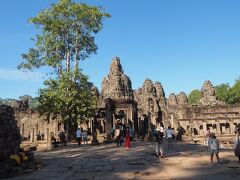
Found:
18,0 -> 110,77
215,83 -> 230,103
18,0 -> 109,134
188,89 -> 202,105
228,79 -> 240,104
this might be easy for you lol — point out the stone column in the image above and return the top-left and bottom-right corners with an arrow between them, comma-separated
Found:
105,99 -> 113,142
216,120 -> 221,134
101,120 -> 105,132
21,123 -> 25,139
229,119 -> 234,134
35,124 -> 38,141
90,119 -> 93,132
30,128 -> 34,143
55,120 -> 58,136
203,121 -> 207,134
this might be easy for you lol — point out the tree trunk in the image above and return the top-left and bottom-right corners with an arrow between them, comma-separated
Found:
66,50 -> 70,73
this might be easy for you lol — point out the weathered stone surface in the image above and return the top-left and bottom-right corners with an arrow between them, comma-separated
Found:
134,79 -> 167,126
155,81 -> 166,108
199,80 -> 225,106
177,92 -> 188,106
101,57 -> 133,99
91,86 -> 100,99
0,105 -> 21,161
168,93 -> 178,107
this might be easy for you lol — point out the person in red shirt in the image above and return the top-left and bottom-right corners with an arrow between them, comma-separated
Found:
125,127 -> 130,149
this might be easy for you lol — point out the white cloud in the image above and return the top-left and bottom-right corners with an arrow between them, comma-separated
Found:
0,68 -> 44,81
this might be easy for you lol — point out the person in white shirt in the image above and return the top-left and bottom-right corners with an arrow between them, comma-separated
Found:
82,131 -> 88,144
165,126 -> 174,149
76,128 -> 82,146
208,133 -> 221,166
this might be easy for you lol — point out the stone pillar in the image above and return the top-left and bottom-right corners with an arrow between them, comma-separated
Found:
55,120 -> 58,136
21,123 -> 25,139
203,121 -> 207,134
216,120 -> 221,134
30,128 -> 34,142
35,124 -> 38,141
101,120 -> 105,132
229,119 -> 234,134
90,119 -> 93,132
105,98 -> 113,142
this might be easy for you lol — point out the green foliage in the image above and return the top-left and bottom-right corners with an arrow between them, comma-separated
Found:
38,72 -> 97,123
188,89 -> 202,105
215,83 -> 230,103
18,0 -> 110,73
228,79 -> 240,104
17,0 -> 109,125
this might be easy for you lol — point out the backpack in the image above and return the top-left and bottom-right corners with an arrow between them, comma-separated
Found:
234,137 -> 240,157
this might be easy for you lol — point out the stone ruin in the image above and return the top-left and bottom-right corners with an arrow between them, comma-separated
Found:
199,80 -> 225,106
134,79 -> 167,126
0,105 -> 20,161
101,57 -> 133,100
2,57 -> 240,145
95,57 -> 240,143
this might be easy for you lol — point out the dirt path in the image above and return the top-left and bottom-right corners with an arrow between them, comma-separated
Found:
9,141 -> 240,180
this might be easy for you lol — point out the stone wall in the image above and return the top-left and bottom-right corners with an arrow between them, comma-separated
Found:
0,105 -> 20,161
15,112 -> 60,142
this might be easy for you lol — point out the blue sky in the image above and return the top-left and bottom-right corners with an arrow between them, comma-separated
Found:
1,0 -> 240,99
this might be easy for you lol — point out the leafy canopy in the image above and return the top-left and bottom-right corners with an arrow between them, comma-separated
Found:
38,72 -> 97,123
18,0 -> 110,74
215,83 -> 230,103
18,0 -> 109,124
188,89 -> 202,105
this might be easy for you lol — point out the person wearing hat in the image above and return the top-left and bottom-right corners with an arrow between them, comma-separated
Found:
154,126 -> 165,158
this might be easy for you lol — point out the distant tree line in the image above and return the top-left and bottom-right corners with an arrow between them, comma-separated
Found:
188,78 -> 240,105
0,95 -> 40,109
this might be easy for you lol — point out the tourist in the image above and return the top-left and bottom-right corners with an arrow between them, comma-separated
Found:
165,126 -> 174,149
233,131 -> 240,163
130,127 -> 135,141
176,126 -> 184,141
82,131 -> 88,144
208,133 -> 221,166
114,127 -> 121,146
76,128 -> 82,146
59,129 -> 67,146
125,127 -> 130,149
41,131 -> 44,141
154,127 -> 165,158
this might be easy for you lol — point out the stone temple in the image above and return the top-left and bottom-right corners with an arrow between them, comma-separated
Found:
5,57 -> 240,144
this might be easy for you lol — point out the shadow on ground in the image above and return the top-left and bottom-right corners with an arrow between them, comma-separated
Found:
9,141 -> 240,180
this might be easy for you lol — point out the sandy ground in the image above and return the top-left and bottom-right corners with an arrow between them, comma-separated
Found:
9,141 -> 240,180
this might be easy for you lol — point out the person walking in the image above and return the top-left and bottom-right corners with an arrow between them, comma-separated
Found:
155,127 -> 165,158
82,131 -> 88,144
59,129 -> 67,146
165,126 -> 174,149
76,128 -> 82,146
233,131 -> 240,163
114,127 -> 121,146
208,133 -> 221,166
125,127 -> 130,149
